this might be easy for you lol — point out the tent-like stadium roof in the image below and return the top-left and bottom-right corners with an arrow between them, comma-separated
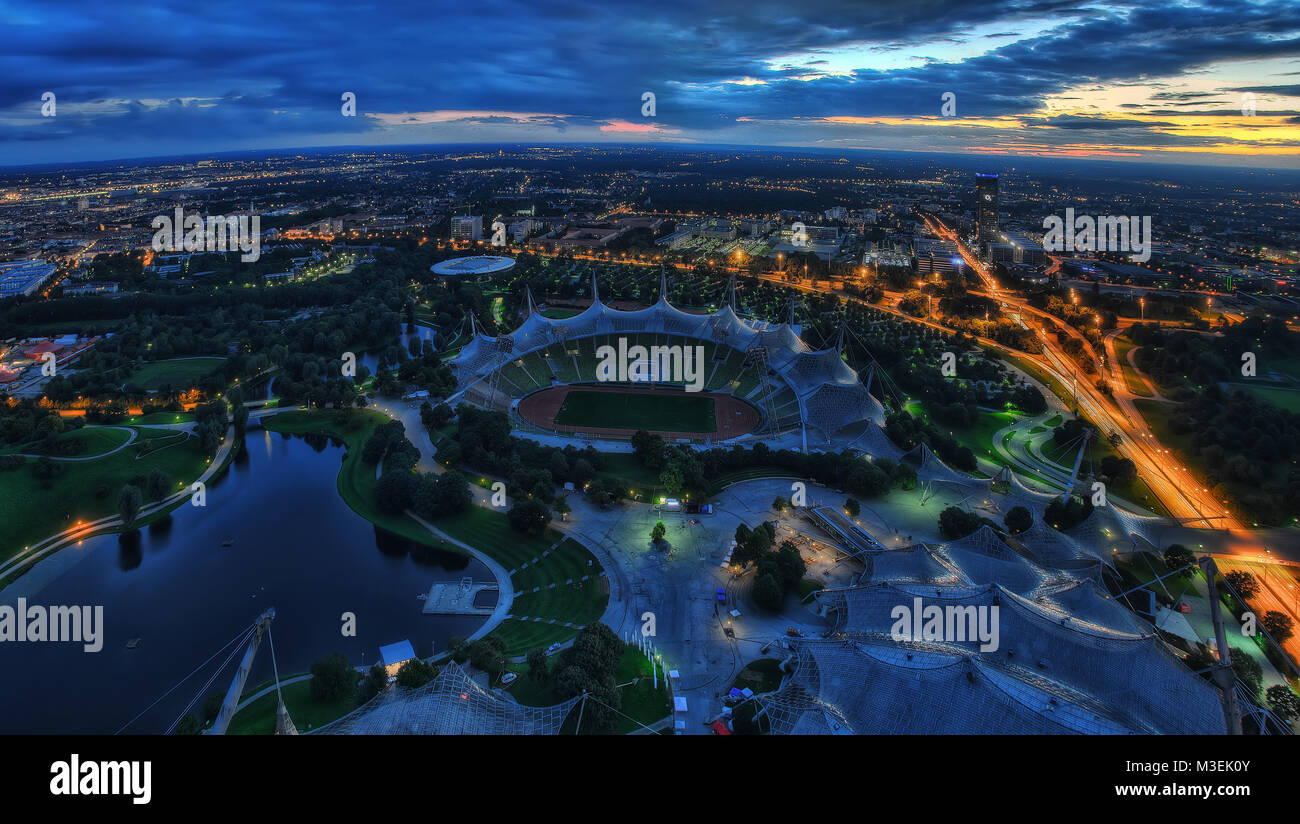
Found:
756,528 -> 1227,735
449,273 -> 885,441
315,661 -> 580,735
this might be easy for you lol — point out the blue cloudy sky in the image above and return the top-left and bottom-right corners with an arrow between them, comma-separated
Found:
2,0 -> 1298,167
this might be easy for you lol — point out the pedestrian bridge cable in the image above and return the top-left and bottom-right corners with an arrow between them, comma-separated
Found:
164,629 -> 253,735
114,623 -> 256,735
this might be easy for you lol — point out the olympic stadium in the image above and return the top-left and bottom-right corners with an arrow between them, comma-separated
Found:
448,273 -> 886,450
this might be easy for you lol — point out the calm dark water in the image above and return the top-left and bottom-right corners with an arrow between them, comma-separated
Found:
0,429 -> 490,734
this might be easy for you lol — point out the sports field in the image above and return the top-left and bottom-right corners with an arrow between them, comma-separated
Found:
126,357 -> 227,390
555,388 -> 716,433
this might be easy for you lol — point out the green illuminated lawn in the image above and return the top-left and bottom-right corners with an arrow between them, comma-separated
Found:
555,389 -> 715,433
127,357 -> 227,390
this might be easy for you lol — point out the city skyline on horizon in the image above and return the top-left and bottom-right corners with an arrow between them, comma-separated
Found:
3,0 -> 1298,169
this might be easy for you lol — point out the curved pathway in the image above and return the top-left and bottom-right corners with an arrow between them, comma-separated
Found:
6,425 -> 138,462
404,511 -> 516,644
0,418 -> 237,582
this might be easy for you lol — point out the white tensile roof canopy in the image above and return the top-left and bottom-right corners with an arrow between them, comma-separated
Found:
449,272 -> 885,441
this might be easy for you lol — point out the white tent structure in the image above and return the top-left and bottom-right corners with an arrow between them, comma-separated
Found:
449,273 -> 885,443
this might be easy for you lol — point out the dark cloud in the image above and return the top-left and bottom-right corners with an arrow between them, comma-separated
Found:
0,0 -> 1296,164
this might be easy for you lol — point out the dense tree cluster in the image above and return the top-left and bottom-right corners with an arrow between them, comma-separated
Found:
0,398 -> 82,448
1162,386 -> 1300,525
444,404 -> 606,506
937,506 -> 990,540
364,419 -> 471,520
548,623 -> 625,731
1044,495 -> 1094,531
733,524 -> 807,611
885,411 -> 977,472
1130,315 -> 1296,393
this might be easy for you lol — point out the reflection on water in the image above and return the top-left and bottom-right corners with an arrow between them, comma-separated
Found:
0,430 -> 491,734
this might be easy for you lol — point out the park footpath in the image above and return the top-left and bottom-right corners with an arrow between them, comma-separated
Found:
0,406 -> 297,586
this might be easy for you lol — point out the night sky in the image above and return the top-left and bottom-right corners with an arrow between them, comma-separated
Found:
2,0 -> 1298,166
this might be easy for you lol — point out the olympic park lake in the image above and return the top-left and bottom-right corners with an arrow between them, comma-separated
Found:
0,427 -> 492,734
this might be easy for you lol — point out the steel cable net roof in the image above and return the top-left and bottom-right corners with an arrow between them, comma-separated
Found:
449,277 -> 885,440
314,662 -> 580,735
766,579 -> 1225,734
902,445 -> 1167,570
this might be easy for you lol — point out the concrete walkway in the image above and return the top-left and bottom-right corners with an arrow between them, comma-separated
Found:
405,510 -> 515,644
0,416 -> 239,582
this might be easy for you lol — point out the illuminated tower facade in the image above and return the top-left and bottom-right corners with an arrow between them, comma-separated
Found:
975,173 -> 999,243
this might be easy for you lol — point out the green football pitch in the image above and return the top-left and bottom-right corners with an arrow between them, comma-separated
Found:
554,390 -> 716,433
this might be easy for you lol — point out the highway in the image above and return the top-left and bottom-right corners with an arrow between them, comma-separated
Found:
919,213 -> 1248,535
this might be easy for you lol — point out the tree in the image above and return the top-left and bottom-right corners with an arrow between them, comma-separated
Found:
938,506 -> 982,540
117,484 -> 143,528
774,541 -> 806,588
650,520 -> 667,547
468,636 -> 508,677
1266,685 -> 1300,720
430,402 -> 453,428
375,469 -> 418,515
507,498 -> 552,535
1163,544 -> 1196,572
752,573 -> 785,611
527,648 -> 549,683
771,496 -> 787,514
1223,570 -> 1259,600
357,663 -> 388,703
1262,610 -> 1294,643
172,714 -> 202,735
146,468 -> 171,502
844,498 -> 860,518
310,653 -> 356,702
1004,505 -> 1032,535
734,523 -> 752,546
1232,653 -> 1263,697
552,623 -> 625,730
395,658 -> 438,689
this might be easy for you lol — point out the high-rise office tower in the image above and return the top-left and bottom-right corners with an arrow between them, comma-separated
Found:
975,173 -> 999,243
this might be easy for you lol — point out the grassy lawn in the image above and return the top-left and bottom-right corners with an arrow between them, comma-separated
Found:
127,357 -> 227,390
913,403 -> 1018,467
1000,350 -> 1073,405
0,425 -> 131,458
555,389 -> 715,433
1045,420 -> 1170,517
1113,336 -> 1153,397
434,508 -> 608,657
563,645 -> 670,734
709,465 -> 793,491
0,426 -> 212,560
1236,385 -> 1300,414
541,308 -> 583,319
1112,556 -> 1200,609
127,411 -> 196,425
795,577 -> 823,600
226,676 -> 360,735
730,658 -> 785,695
